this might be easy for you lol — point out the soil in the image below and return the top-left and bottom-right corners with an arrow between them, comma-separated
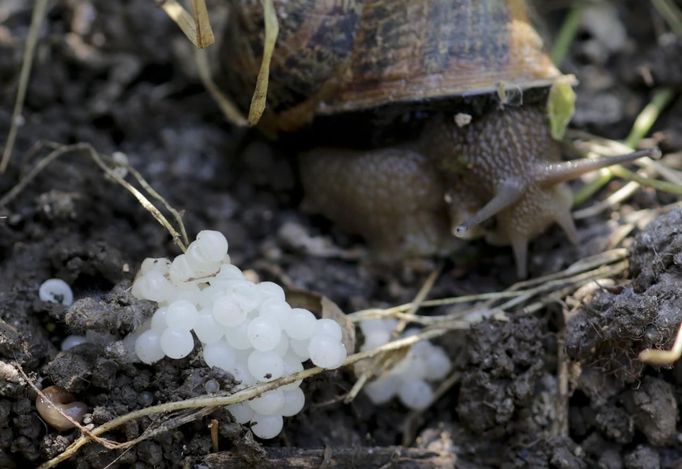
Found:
1,1 -> 681,468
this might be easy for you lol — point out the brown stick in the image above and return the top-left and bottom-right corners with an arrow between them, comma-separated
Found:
199,446 -> 455,469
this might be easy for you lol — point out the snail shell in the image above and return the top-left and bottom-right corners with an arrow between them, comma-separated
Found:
36,385 -> 88,431
221,0 -> 563,128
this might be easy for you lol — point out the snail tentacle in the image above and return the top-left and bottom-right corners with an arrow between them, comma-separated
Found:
536,148 -> 659,187
453,179 -> 525,236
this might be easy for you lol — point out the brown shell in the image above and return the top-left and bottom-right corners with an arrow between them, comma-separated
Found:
221,0 -> 563,128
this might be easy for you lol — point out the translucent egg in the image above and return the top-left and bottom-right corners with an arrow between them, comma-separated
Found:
289,338 -> 310,361
281,387 -> 305,417
250,414 -> 283,439
247,389 -> 285,415
185,242 -> 220,275
284,308 -> 317,340
247,350 -> 284,382
193,309 -> 224,344
256,282 -> 286,301
273,335 -> 289,356
424,347 -> 452,380
398,379 -> 433,410
258,299 -> 292,328
361,329 -> 390,351
224,322 -> 252,350
150,307 -> 169,332
61,335 -> 87,351
169,254 -> 193,283
314,319 -> 342,341
214,264 -> 243,283
212,294 -> 246,327
281,354 -> 304,390
139,257 -> 171,275
360,319 -> 395,335
160,329 -> 194,359
166,300 -> 199,331
247,317 -> 282,351
196,230 -> 228,262
364,375 -> 400,404
167,282 -> 201,304
39,278 -> 74,306
231,281 -> 262,314
132,270 -> 172,302
227,403 -> 253,424
202,341 -> 237,371
308,336 -> 346,369
204,379 -> 220,393
135,330 -> 165,364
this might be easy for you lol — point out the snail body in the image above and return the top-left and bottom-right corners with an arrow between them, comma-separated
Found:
221,0 -> 646,277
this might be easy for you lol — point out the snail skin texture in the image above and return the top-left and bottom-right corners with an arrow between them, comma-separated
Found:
220,0 -> 651,278
301,105 -> 647,278
36,385 -> 88,431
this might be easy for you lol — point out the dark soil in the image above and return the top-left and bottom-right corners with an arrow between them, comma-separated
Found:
0,1 -> 681,468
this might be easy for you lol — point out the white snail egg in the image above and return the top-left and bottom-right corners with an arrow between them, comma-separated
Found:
39,278 -> 74,306
160,328 -> 194,359
247,317 -> 282,351
135,330 -> 165,364
166,300 -> 198,331
247,350 -> 284,382
250,414 -> 283,440
284,308 -> 317,340
308,335 -> 346,369
247,389 -> 285,415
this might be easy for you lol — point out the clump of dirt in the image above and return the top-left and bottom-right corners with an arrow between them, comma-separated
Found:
566,208 -> 682,382
1,0 -> 681,467
561,209 -> 682,467
456,316 -> 549,438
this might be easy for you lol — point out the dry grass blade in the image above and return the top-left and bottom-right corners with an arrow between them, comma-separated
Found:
573,87 -> 675,206
345,269 -> 440,403
1,0 -> 48,173
0,142 -> 188,252
195,49 -> 249,127
157,0 -> 215,48
39,328 -> 449,468
247,0 -> 279,126
652,0 -> 682,37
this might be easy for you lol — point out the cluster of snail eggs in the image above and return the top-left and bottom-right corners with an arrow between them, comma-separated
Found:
130,230 -> 347,439
360,319 -> 451,410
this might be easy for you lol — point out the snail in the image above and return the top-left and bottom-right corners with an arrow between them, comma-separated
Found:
220,0 -> 651,277
36,385 -> 88,431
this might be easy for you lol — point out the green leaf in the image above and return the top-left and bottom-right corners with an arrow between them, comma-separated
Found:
547,79 -> 576,141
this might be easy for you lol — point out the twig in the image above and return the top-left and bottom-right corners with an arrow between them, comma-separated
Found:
0,0 -> 48,173
40,328 -> 449,468
345,268 -> 441,403
14,364 -> 117,449
0,142 -> 188,252
392,268 -> 440,337
194,49 -> 248,127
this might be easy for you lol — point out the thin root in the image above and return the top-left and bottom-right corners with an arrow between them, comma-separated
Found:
639,322 -> 682,365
